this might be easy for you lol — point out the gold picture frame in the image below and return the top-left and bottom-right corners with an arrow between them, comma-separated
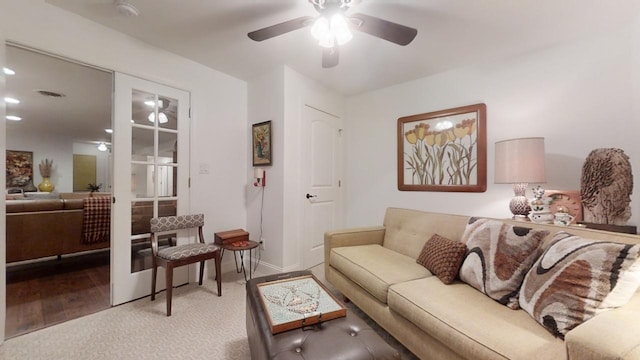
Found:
397,103 -> 487,192
252,121 -> 272,166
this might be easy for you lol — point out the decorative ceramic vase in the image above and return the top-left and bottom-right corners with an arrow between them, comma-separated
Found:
38,177 -> 55,192
530,195 -> 554,224
554,212 -> 576,226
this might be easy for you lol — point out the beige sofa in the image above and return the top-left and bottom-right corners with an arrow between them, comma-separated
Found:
324,207 -> 640,360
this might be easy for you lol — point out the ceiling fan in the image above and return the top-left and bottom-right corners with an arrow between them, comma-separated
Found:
247,0 -> 418,68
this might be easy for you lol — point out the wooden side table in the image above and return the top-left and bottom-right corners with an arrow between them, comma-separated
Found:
220,240 -> 259,281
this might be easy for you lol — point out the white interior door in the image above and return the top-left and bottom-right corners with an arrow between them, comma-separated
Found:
112,73 -> 190,305
302,105 -> 343,268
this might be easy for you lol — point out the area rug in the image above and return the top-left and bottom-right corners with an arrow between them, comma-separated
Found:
1,266 -> 417,359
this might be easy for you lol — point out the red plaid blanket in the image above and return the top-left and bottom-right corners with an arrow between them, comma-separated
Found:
82,196 -> 111,244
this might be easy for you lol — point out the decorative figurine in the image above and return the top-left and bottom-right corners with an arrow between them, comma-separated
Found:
581,148 -> 633,225
529,185 -> 554,224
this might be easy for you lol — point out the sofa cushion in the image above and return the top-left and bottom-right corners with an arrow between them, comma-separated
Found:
388,277 -> 565,360
416,234 -> 467,284
382,208 -> 470,259
519,231 -> 640,338
6,199 -> 65,212
459,218 -> 549,309
330,244 -> 431,304
24,191 -> 60,199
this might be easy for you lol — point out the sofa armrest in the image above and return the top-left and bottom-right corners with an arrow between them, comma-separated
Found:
324,226 -> 386,276
565,291 -> 640,359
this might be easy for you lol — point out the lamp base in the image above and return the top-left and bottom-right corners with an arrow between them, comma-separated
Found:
509,183 -> 531,219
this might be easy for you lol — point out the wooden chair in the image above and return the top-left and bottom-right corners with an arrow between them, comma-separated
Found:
150,214 -> 222,316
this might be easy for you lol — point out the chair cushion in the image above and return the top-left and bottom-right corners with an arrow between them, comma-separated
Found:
387,277 -> 565,359
157,243 -> 219,260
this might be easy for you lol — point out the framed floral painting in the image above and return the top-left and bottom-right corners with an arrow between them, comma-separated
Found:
252,121 -> 272,166
397,104 -> 487,192
6,150 -> 34,189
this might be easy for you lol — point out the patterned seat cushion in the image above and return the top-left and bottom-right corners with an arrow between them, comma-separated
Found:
157,243 -> 219,260
150,214 -> 204,232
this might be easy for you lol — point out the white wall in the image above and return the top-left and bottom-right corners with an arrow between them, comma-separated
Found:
73,142 -> 111,192
0,0 -> 247,268
0,27 -> 6,344
247,67 -> 285,268
6,128 -> 74,192
345,20 -> 640,228
1,0 -> 248,234
247,66 -> 344,271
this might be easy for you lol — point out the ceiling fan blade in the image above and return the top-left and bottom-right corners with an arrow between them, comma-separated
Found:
248,16 -> 315,41
349,13 -> 417,46
322,47 -> 339,68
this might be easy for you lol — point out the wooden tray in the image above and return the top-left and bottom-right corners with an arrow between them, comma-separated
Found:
256,274 -> 346,334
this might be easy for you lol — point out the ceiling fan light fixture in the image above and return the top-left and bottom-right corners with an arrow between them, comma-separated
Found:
148,111 -> 169,124
310,13 -> 352,48
330,13 -> 352,45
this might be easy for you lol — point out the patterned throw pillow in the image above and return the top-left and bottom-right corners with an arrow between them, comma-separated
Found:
416,234 -> 467,284
459,218 -> 550,309
519,232 -> 640,338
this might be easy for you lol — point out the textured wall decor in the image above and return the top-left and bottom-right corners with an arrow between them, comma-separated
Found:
397,103 -> 487,192
580,148 -> 633,225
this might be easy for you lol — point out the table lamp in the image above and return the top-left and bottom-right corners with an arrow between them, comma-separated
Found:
494,137 -> 546,220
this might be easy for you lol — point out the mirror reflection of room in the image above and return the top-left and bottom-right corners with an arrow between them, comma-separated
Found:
4,44 -> 113,339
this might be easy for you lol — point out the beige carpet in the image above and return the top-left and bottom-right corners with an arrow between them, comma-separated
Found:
0,264 -> 416,359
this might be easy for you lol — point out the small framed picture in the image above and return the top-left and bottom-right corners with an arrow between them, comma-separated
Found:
252,121 -> 272,166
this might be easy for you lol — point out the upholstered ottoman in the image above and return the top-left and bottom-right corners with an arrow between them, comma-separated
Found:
246,271 -> 400,360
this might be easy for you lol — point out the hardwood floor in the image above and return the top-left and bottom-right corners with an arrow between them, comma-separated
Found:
5,250 -> 111,339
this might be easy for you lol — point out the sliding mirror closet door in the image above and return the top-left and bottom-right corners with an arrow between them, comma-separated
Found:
112,73 -> 190,305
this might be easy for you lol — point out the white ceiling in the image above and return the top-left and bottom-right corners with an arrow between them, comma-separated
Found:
6,0 -> 640,147
5,45 -> 113,145
45,0 -> 640,96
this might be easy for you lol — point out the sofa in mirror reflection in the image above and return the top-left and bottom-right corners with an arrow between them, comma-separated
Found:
6,192 -> 176,263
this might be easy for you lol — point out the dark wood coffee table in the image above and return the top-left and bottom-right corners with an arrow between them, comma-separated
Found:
246,271 -> 400,360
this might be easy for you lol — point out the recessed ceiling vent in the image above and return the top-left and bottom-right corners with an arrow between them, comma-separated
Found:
35,90 -> 66,98
115,1 -> 140,17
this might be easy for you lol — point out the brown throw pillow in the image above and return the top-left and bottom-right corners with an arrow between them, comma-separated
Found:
416,234 -> 467,284
459,218 -> 549,309
519,232 -> 640,338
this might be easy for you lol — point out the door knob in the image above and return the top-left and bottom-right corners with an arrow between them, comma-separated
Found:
306,193 -> 317,199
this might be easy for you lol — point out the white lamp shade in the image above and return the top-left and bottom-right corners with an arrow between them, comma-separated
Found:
495,137 -> 546,184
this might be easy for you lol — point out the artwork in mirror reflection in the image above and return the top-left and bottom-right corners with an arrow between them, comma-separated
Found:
6,45 -> 113,193
6,150 -> 33,190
